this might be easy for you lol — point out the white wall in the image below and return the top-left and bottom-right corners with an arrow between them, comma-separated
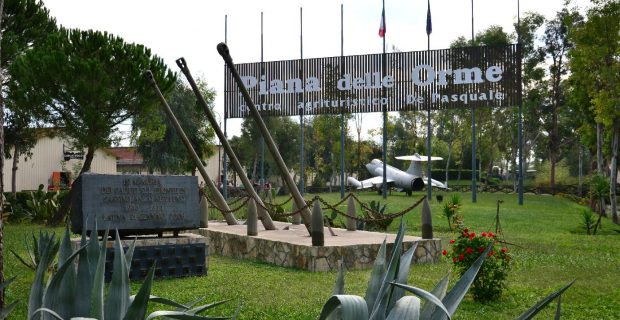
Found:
2,135 -> 117,192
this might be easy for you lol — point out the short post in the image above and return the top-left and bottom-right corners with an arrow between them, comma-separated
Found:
247,198 -> 258,236
291,200 -> 301,225
200,195 -> 209,228
346,195 -> 357,231
311,199 -> 324,246
421,198 -> 433,239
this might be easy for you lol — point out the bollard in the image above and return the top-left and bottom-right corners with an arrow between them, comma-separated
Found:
292,200 -> 301,225
247,198 -> 258,236
421,198 -> 433,239
311,200 -> 324,246
346,196 -> 357,231
200,195 -> 209,228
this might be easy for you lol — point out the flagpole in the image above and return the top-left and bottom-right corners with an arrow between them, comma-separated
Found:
223,14 -> 228,199
299,7 -> 305,196
381,0 -> 388,199
260,12 -> 266,191
340,3 -> 345,199
471,0 -> 477,203
426,0 -> 432,201
517,0 -> 524,205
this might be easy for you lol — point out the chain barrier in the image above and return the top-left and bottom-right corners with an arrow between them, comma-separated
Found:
206,193 -> 426,224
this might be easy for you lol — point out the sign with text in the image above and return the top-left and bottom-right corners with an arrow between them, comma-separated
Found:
71,173 -> 200,235
224,44 -> 520,118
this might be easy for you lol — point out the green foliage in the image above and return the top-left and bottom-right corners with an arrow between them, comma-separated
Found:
580,209 -> 596,235
445,227 -> 511,302
23,226 -> 237,320
319,220 -> 493,319
442,194 -> 463,231
25,184 -> 59,223
534,159 -> 576,187
357,200 -> 392,231
0,277 -> 19,319
10,230 -> 59,271
138,79 -> 216,175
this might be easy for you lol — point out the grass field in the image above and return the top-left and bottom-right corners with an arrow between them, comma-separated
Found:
4,191 -> 620,319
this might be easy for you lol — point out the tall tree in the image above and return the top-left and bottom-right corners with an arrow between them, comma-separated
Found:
138,79 -> 215,175
9,28 -> 176,224
541,7 -> 582,194
570,0 -> 619,223
0,0 -> 56,306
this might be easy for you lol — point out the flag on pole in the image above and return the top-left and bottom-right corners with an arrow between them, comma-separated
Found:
426,0 -> 432,35
378,5 -> 386,37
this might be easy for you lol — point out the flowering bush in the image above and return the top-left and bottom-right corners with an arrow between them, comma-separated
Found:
443,227 -> 511,302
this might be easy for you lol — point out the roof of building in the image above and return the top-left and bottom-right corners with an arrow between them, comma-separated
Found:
106,147 -> 144,165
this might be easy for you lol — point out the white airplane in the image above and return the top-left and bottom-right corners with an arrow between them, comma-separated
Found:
347,154 -> 449,196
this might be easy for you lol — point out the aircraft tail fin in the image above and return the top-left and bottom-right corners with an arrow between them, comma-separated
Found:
406,161 -> 424,177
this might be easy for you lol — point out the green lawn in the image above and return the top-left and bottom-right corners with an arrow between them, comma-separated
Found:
4,191 -> 619,319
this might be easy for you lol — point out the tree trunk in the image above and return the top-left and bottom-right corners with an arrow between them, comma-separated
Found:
597,122 -> 603,175
49,147 -> 96,226
445,141 -> 453,187
0,0 -> 6,307
550,151 -> 556,195
610,121 -> 618,224
11,146 -> 19,196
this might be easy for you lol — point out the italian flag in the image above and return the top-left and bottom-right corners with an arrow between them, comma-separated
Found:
378,7 -> 386,38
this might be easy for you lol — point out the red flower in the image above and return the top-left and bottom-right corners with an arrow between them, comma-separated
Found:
488,232 -> 495,238
466,247 -> 474,254
481,232 -> 487,237
449,239 -> 455,244
463,228 -> 469,233
442,249 -> 448,255
478,247 -> 484,253
488,250 -> 495,257
469,232 -> 476,239
463,232 -> 469,237
452,257 -> 457,263
501,247 -> 508,253
458,254 -> 465,261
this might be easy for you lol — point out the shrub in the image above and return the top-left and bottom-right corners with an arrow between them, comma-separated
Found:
581,209 -> 596,235
357,200 -> 393,231
444,227 -> 511,302
442,193 -> 463,231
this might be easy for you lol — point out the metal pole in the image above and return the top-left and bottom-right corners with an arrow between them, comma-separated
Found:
176,58 -> 277,230
223,14 -> 228,200
471,0 -> 477,203
381,0 -> 388,199
144,70 -> 238,225
517,0 -> 524,205
299,7 -> 305,196
218,43 -> 314,231
426,0 -> 432,201
340,3 -> 345,199
260,12 -> 265,190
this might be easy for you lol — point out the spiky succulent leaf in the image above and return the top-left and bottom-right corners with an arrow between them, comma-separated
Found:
515,280 -> 575,320
364,238 -> 387,313
389,282 -> 451,320
431,243 -> 493,320
90,229 -> 109,320
41,244 -> 87,320
319,295 -> 369,320
125,237 -> 137,270
105,230 -> 131,320
131,295 -> 190,310
53,227 -> 78,317
369,219 -> 406,320
420,273 -> 450,319
387,243 -> 417,311
33,307 -> 65,320
123,265 -> 156,320
28,232 -> 59,320
385,296 -> 420,320
187,300 -> 234,315
0,301 -> 18,320
333,260 -> 345,295
554,294 -> 562,320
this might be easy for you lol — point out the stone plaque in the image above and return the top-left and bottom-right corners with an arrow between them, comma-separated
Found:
71,173 -> 200,235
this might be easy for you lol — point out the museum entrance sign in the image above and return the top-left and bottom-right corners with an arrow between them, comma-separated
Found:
224,44 -> 520,118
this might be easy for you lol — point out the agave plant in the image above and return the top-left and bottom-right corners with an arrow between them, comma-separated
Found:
27,225 -> 237,320
319,219 -> 493,319
0,277 -> 18,320
10,230 -> 60,271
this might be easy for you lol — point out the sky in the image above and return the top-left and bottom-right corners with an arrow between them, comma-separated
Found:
42,0 -> 591,142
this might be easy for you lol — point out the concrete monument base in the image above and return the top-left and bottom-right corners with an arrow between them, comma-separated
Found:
194,221 -> 441,272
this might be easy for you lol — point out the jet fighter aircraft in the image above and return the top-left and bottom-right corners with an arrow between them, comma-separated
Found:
347,154 -> 448,196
